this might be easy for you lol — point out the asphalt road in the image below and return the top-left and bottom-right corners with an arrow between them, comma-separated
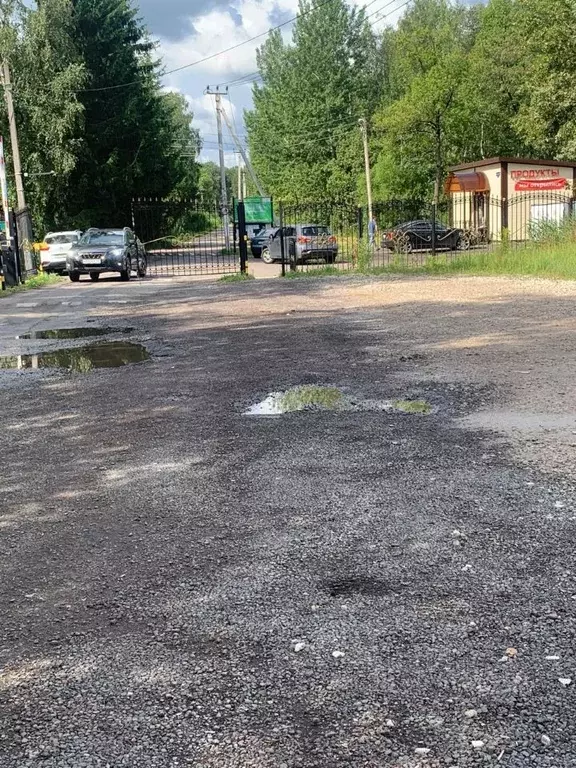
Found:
0,274 -> 575,767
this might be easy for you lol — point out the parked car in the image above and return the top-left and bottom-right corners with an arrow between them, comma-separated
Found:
260,224 -> 338,264
39,231 -> 82,274
250,226 -> 279,258
381,220 -> 465,252
67,227 -> 147,282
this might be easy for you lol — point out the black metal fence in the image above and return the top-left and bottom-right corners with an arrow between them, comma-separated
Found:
272,191 -> 576,272
131,198 -> 239,277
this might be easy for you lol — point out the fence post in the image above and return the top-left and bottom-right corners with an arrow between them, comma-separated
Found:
431,203 -> 437,256
238,201 -> 248,274
279,202 -> 286,277
357,206 -> 364,242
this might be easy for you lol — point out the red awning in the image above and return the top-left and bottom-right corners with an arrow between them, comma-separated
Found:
444,171 -> 490,194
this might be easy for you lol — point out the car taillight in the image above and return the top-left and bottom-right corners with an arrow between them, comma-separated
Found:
328,236 -> 337,245
297,236 -> 311,244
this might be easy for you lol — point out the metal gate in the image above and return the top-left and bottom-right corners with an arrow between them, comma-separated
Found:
131,198 -> 239,277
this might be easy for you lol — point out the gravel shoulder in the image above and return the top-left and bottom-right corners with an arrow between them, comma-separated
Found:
0,274 -> 575,767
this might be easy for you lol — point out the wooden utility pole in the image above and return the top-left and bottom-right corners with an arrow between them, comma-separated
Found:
205,87 -> 230,251
359,118 -> 373,225
1,61 -> 26,211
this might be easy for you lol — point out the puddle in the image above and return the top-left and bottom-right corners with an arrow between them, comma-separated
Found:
244,385 -> 432,417
0,342 -> 150,373
18,327 -> 133,340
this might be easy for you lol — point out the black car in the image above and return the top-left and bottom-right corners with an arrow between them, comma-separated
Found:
67,227 -> 147,282
250,226 -> 279,258
381,220 -> 465,253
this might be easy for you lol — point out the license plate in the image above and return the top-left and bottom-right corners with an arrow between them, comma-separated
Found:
83,259 -> 101,265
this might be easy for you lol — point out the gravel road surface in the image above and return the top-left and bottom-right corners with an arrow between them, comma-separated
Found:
0,274 -> 575,767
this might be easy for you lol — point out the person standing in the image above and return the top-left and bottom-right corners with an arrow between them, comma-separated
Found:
368,217 -> 377,247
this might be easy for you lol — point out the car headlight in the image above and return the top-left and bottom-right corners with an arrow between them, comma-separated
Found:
108,248 -> 124,258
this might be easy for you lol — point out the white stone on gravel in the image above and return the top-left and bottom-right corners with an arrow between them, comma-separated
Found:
332,650 -> 345,658
558,677 -> 572,686
464,709 -> 478,718
471,740 -> 485,749
293,642 -> 306,653
545,655 -> 560,660
385,719 -> 395,727
541,734 -> 551,746
414,747 -> 431,755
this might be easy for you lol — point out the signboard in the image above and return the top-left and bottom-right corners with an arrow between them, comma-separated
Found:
0,136 -> 10,241
233,196 -> 273,224
515,178 -> 567,191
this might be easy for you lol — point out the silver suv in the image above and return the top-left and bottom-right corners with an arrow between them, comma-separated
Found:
261,224 -> 338,264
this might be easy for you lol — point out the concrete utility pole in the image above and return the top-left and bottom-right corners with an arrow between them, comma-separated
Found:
237,154 -> 242,201
205,87 -> 230,251
219,103 -> 266,198
1,61 -> 26,211
359,118 -> 373,226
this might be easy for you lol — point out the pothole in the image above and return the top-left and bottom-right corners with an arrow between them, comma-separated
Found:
244,385 -> 432,416
325,577 -> 395,597
0,341 -> 150,372
18,327 -> 133,340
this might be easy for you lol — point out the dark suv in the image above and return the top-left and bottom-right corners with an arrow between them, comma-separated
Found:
67,227 -> 147,282
261,224 -> 338,264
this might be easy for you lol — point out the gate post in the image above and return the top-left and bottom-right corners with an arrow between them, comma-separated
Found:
431,203 -> 437,257
237,201 -> 248,273
357,206 -> 364,241
279,202 -> 286,277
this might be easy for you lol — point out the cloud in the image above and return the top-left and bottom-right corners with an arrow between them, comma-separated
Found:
153,0 -> 414,165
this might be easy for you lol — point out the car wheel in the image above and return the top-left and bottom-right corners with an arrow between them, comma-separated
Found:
89,272 -> 100,281
456,234 -> 470,251
69,271 -> 80,282
137,257 -> 147,277
120,259 -> 131,281
261,248 -> 275,264
325,252 -> 336,264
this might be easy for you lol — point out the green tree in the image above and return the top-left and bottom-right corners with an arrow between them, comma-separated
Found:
514,0 -> 576,158
66,0 -> 200,227
0,0 -> 86,233
246,0 -> 382,202
371,0 -> 476,201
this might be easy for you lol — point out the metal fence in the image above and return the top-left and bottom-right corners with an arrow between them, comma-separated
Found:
271,191 -> 576,272
131,198 -> 239,277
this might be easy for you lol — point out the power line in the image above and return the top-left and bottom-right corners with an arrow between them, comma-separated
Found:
78,0 -> 393,94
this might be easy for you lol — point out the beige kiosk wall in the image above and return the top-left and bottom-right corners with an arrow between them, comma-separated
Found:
507,163 -> 573,240
450,162 -> 501,238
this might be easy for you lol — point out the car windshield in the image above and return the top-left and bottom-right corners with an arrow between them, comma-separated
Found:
79,231 -> 123,246
45,234 -> 77,244
302,226 -> 329,236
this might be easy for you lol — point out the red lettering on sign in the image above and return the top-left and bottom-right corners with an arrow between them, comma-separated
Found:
514,178 -> 568,191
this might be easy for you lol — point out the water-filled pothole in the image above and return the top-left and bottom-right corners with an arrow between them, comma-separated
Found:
18,327 -> 133,340
244,385 -> 432,416
0,341 -> 150,372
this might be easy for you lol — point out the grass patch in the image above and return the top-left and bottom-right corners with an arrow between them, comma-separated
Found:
370,242 -> 576,280
392,399 -> 432,414
279,385 -> 343,412
283,266 -> 343,279
218,272 -> 255,283
1,272 -> 63,298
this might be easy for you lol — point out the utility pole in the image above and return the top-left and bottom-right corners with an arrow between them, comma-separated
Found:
205,87 -> 230,250
242,163 -> 247,201
237,154 -> 242,201
1,61 -> 26,211
219,103 -> 266,198
359,118 -> 373,226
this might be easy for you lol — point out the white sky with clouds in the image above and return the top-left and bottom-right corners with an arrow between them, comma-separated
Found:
137,0 -> 411,166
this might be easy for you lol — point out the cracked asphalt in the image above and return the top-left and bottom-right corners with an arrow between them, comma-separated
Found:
0,273 -> 575,767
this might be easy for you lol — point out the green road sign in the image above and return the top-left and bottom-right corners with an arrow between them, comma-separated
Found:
234,197 -> 273,224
